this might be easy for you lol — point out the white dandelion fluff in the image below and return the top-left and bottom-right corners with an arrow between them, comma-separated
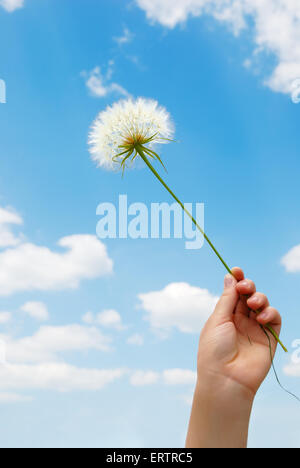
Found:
88,97 -> 174,172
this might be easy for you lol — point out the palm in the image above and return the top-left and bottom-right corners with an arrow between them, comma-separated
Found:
198,269 -> 281,396
225,298 -> 279,393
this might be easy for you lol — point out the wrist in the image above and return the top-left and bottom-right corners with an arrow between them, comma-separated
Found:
196,367 -> 255,406
186,370 -> 254,448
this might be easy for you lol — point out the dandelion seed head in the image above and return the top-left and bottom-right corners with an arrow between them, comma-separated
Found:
88,98 -> 174,171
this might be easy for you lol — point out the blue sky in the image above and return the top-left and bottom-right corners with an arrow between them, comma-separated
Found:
0,0 -> 300,448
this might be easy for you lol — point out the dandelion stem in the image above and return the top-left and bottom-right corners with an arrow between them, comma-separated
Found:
136,145 -> 287,353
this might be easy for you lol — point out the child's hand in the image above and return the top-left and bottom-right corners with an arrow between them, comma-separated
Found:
197,267 -> 281,396
186,267 -> 282,448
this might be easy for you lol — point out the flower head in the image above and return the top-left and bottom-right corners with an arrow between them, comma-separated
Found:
88,98 -> 174,172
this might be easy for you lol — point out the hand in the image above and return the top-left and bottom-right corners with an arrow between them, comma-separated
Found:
186,267 -> 282,448
197,267 -> 281,396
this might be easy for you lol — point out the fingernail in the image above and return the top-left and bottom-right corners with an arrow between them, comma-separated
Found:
258,312 -> 268,321
224,274 -> 235,288
239,280 -> 248,288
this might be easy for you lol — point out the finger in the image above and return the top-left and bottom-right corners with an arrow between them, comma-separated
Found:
256,306 -> 281,327
231,267 -> 245,282
212,274 -> 239,324
236,279 -> 256,297
235,296 -> 251,318
247,292 -> 269,311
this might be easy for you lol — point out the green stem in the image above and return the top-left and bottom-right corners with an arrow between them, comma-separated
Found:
266,324 -> 287,352
136,146 -> 287,353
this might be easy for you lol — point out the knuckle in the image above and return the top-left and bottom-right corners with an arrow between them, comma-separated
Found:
271,306 -> 280,317
246,279 -> 256,290
256,292 -> 267,302
238,278 -> 255,290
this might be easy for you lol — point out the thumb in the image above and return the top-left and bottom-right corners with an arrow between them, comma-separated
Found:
212,274 -> 239,324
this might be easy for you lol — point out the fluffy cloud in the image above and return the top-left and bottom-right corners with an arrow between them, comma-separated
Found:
93,309 -> 124,330
0,363 -> 125,392
20,302 -> 49,321
129,368 -> 197,386
127,334 -> 144,346
0,319 -> 124,396
283,339 -> 300,377
0,207 -> 23,248
0,0 -> 24,12
1,324 -> 112,364
0,324 -> 124,395
281,245 -> 300,273
139,282 -> 218,335
114,27 -> 134,46
0,392 -> 33,403
162,368 -> 197,386
135,0 -> 300,97
82,309 -> 125,331
0,325 -> 197,395
82,65 -> 129,99
283,362 -> 300,377
136,0 -> 208,29
0,203 -> 123,399
0,234 -> 113,296
0,312 -> 11,324
130,370 -> 159,386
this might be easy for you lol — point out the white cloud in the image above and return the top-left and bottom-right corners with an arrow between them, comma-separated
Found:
94,309 -> 124,330
20,302 -> 49,321
129,368 -> 197,386
83,65 -> 129,99
0,363 -> 125,392
0,202 -> 124,398
281,245 -> 300,273
139,282 -> 218,335
130,370 -> 159,386
2,324 -> 112,364
0,234 -> 113,296
0,312 -> 11,324
283,356 -> 300,378
162,368 -> 197,386
0,0 -> 24,12
0,312 -> 125,395
114,27 -> 134,45
135,0 -> 300,97
82,309 -> 125,331
283,363 -> 300,377
283,340 -> 300,377
136,0 -> 207,29
291,78 -> 300,103
0,207 -> 23,248
82,311 -> 94,324
0,393 -> 32,403
127,333 -> 144,346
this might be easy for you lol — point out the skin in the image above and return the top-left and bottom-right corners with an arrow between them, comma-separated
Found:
185,267 -> 281,448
